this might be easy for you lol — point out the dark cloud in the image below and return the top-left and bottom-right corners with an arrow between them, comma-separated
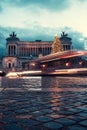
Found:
0,32 -> 6,47
17,0 -> 71,11
0,25 -> 85,49
61,27 -> 84,50
0,31 -> 6,57
0,6 -> 2,12
1,0 -> 87,13
0,25 -> 86,57
0,0 -> 4,12
0,0 -> 71,12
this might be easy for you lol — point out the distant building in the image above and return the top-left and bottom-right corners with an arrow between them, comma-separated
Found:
2,32 -> 72,71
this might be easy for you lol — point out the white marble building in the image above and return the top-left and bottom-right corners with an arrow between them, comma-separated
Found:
2,32 -> 72,71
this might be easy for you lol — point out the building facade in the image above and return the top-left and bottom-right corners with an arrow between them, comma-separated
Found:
2,32 -> 72,71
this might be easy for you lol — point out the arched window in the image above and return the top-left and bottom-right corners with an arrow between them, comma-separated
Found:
8,63 -> 11,68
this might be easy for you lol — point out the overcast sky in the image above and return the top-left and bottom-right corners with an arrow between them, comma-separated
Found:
0,0 -> 87,50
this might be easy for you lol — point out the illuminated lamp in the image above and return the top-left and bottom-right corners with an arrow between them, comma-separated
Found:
41,64 -> 46,68
79,61 -> 83,65
65,62 -> 70,67
31,63 -> 36,66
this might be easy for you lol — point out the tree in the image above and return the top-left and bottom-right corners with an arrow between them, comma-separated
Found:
51,35 -> 63,54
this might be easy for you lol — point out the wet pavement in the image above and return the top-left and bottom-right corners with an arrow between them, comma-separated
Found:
0,76 -> 87,130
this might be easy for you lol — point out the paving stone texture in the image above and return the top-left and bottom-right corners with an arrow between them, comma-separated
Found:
0,77 -> 87,130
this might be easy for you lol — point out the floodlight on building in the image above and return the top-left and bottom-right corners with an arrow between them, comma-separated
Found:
79,61 -> 83,65
41,64 -> 46,68
30,63 -> 36,66
65,62 -> 70,67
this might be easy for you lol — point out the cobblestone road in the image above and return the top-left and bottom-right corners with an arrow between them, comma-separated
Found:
0,76 -> 87,130
0,89 -> 87,130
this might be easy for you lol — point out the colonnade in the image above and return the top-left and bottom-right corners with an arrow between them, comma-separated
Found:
7,43 -> 71,57
7,45 -> 17,56
18,46 -> 52,57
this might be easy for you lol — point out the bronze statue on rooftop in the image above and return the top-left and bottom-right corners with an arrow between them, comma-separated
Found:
10,32 -> 16,37
61,32 -> 68,37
